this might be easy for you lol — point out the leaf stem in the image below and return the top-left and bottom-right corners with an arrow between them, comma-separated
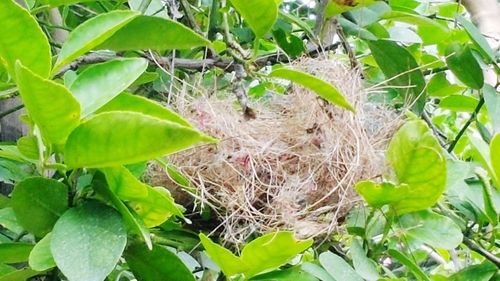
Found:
447,95 -> 485,152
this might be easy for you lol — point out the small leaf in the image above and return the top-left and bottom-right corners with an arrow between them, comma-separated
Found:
97,15 -> 210,51
15,62 -> 81,146
440,95 -> 479,112
350,239 -> 380,281
456,15 -> 496,63
53,10 -> 139,73
388,249 -> 431,281
229,0 -> 278,38
70,58 -> 148,117
241,232 -> 313,278
64,111 -> 216,168
269,68 -> 354,111
16,136 -> 39,160
319,251 -> 363,281
0,243 -> 33,263
199,233 -> 244,277
445,42 -> 484,90
0,0 -> 51,79
97,92 -> 192,127
368,40 -> 426,114
51,201 -> 127,281
29,233 -> 56,271
124,243 -> 196,281
11,177 -> 68,237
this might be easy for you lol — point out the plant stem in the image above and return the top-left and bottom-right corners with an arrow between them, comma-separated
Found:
138,0 -> 152,13
447,96 -> 485,153
462,236 -> 500,267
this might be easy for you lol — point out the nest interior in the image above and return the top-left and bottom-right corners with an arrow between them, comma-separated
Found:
148,58 -> 400,246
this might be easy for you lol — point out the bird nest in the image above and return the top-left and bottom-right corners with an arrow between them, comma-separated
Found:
147,58 -> 401,246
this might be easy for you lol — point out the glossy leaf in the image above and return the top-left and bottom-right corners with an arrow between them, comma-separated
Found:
70,58 -> 148,117
0,208 -> 24,234
269,68 -> 354,111
445,42 -> 484,90
398,210 -> 463,249
368,40 -> 426,114
11,177 -> 68,237
199,233 -> 244,277
51,201 -> 127,281
124,243 -> 196,281
0,0 -> 51,79
484,85 -> 500,133
15,63 -> 81,146
456,15 -> 496,63
319,251 -> 363,281
65,111 -> 216,168
97,15 -> 210,51
0,243 -> 33,263
229,0 -> 278,38
53,10 -> 139,73
427,73 -> 464,97
97,92 -> 192,127
350,239 -> 380,281
29,233 -> 56,271
301,262 -> 335,281
240,232 -> 313,278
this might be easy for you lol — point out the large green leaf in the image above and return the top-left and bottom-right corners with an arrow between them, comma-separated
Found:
124,243 -> 196,281
69,58 -> 148,117
491,134 -> 500,189
53,10 -> 139,73
51,201 -> 127,281
455,15 -> 496,63
97,15 -> 210,51
0,0 -> 51,79
199,234 -> 244,277
484,85 -> 500,133
269,68 -> 354,111
29,233 -> 56,271
449,261 -> 498,281
319,251 -> 363,281
445,42 -> 484,90
229,0 -> 278,38
398,210 -> 463,249
368,40 -> 426,114
15,63 -> 81,146
350,239 -> 379,281
356,120 -> 446,214
97,92 -> 192,127
64,111 -> 216,168
0,243 -> 33,263
11,177 -> 68,237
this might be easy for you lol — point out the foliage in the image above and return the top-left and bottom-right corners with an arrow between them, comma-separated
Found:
0,0 -> 499,280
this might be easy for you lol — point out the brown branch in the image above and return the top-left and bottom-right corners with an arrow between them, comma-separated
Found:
54,53 -> 115,78
463,237 -> 500,268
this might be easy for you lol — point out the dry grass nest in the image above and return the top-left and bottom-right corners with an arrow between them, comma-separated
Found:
147,58 -> 402,246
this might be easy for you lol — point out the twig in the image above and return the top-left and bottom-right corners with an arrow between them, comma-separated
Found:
179,0 -> 202,34
462,236 -> 500,267
53,53 -> 115,78
447,96 -> 485,152
0,104 -> 24,119
422,111 -> 448,147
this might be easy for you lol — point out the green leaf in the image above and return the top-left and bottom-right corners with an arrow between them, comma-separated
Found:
445,42 -> 484,90
0,268 -> 41,281
301,262 -> 335,281
0,208 -> 24,234
97,92 -> 192,127
350,239 -> 380,281
15,62 -> 81,146
199,233 -> 244,277
427,73 -> 464,97
484,85 -> 500,133
124,243 -> 196,281
325,0 -> 378,16
29,233 -> 56,271
0,243 -> 33,263
51,201 -> 127,281
53,10 -> 139,73
0,0 -> 51,79
398,210 -> 463,249
319,251 -> 363,281
97,15 -> 210,52
368,40 -> 426,114
70,58 -> 148,117
388,249 -> 431,281
39,0 -> 103,6
240,232 -> 313,278
440,95 -> 479,112
16,136 -> 39,160
456,15 -> 496,63
249,267 -> 318,281
11,177 -> 68,237
229,0 -> 278,38
491,134 -> 500,189
449,261 -> 498,281
65,111 -> 216,168
269,68 -> 354,111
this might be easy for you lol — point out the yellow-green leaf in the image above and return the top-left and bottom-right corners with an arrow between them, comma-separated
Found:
29,233 -> 56,271
0,0 -> 51,79
491,134 -> 500,189
199,234 -> 247,277
269,68 -> 354,111
228,0 -> 278,38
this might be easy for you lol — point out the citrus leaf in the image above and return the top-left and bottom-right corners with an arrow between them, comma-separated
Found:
249,267 -> 318,281
388,249 -> 431,281
440,95 -> 479,112
51,201 -> 127,281
0,0 -> 51,79
0,268 -> 41,281
269,68 -> 354,111
0,243 -> 33,263
15,62 -> 81,146
64,111 -> 216,168
449,261 -> 498,281
97,15 -> 210,51
319,251 -> 363,281
199,233 -> 244,277
124,243 -> 196,281
491,134 -> 500,189
53,10 -> 139,73
29,233 -> 56,271
456,15 -> 496,63
11,177 -> 68,237
350,239 -> 380,281
69,58 -> 148,117
16,136 -> 39,160
445,42 -> 484,90
97,92 -> 192,127
325,0 -> 378,16
228,0 -> 278,38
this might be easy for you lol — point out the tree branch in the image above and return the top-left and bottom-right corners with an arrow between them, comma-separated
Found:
462,237 -> 500,267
